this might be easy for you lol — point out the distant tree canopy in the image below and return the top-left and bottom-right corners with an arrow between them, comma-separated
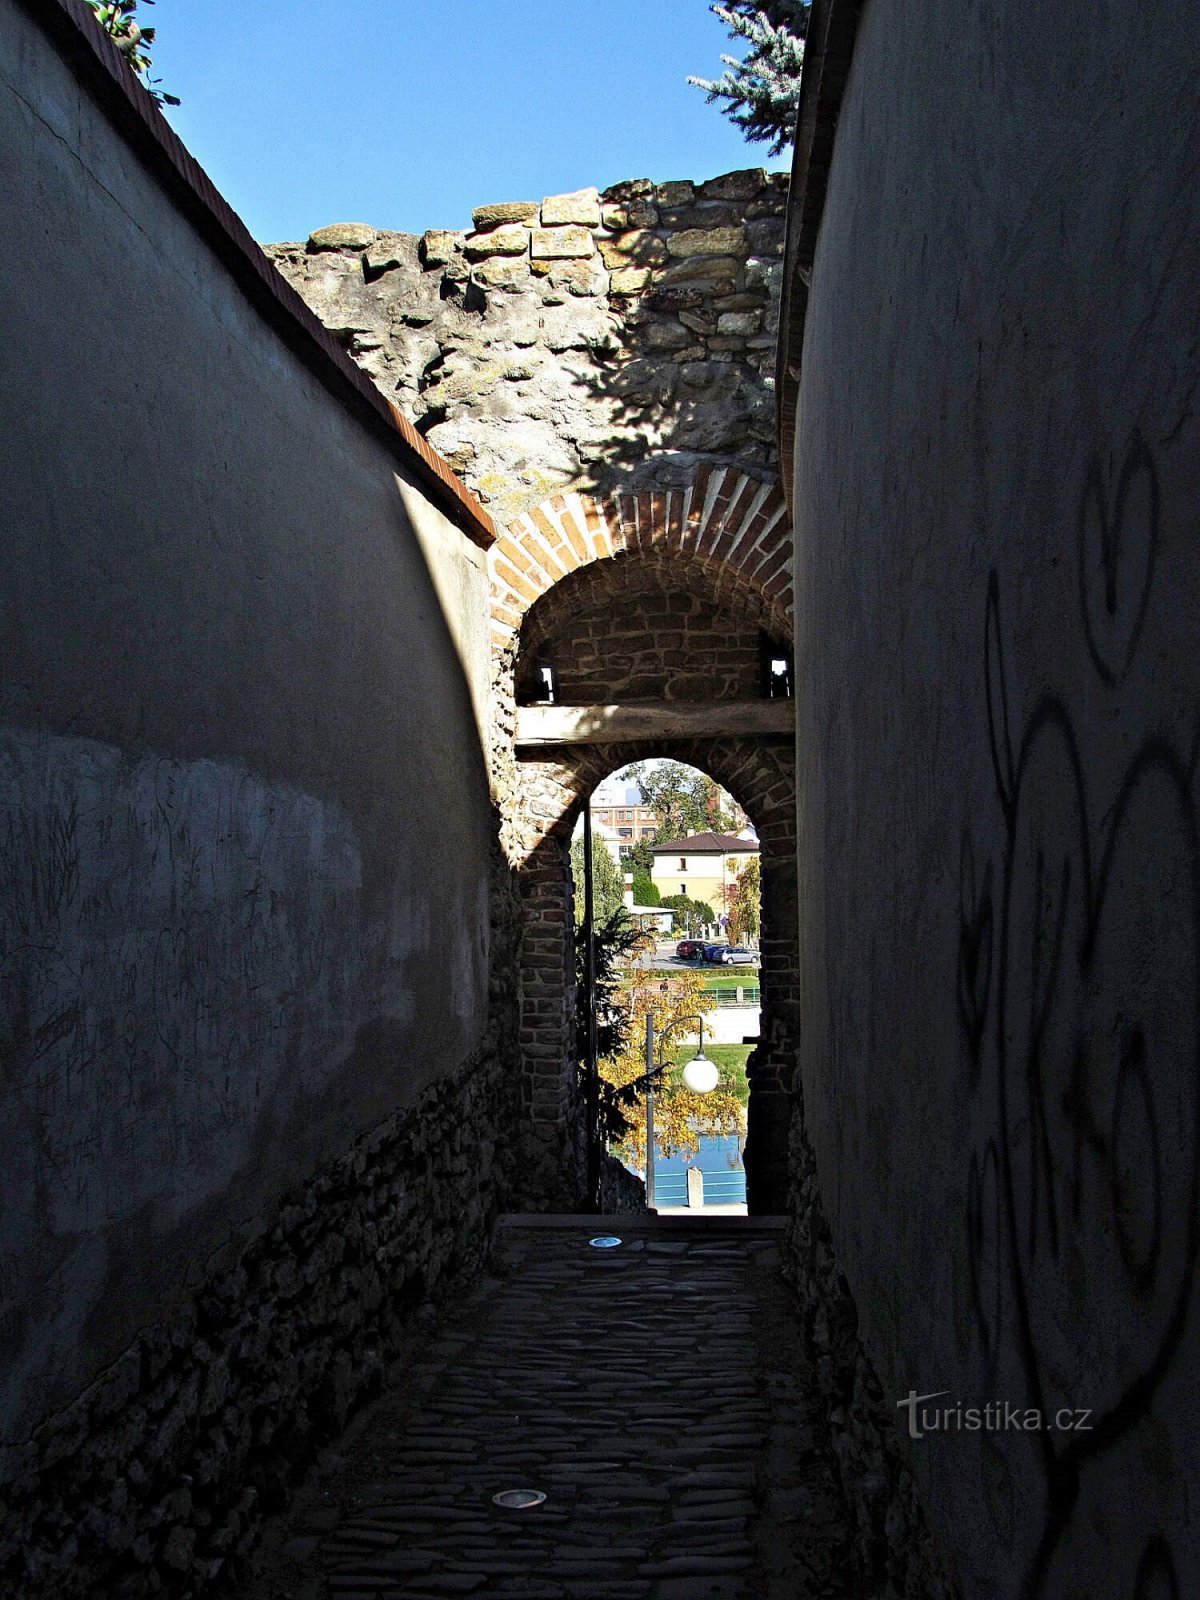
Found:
627,840 -> 656,878
625,761 -> 746,842
85,0 -> 179,104
659,893 -> 717,932
571,838 -> 627,927
689,1 -> 808,154
632,872 -> 660,906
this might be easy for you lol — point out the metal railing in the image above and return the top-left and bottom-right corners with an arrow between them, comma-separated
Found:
650,1168 -> 747,1206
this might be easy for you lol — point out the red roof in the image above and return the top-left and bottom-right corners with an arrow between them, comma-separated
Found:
651,832 -> 758,854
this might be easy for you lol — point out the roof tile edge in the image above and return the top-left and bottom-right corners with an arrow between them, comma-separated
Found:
20,0 -> 496,551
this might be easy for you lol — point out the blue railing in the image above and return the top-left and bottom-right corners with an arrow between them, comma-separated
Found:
651,1168 -> 747,1206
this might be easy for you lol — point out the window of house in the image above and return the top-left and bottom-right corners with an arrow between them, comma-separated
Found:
679,858 -> 687,872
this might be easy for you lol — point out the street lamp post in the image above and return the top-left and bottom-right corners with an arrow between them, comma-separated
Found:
643,1011 -> 718,1210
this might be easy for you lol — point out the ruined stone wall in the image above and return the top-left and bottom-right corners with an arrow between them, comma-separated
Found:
0,1043 -> 519,1596
266,169 -> 787,529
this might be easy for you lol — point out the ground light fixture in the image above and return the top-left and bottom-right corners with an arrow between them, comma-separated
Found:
644,1013 -> 718,1208
492,1490 -> 547,1509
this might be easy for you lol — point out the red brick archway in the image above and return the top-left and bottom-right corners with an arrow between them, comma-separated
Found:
489,467 -> 797,1211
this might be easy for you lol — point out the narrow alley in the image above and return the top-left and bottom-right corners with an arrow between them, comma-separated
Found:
241,1217 -> 854,1600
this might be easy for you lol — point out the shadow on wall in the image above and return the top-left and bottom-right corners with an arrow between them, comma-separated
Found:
958,433 -> 1197,1596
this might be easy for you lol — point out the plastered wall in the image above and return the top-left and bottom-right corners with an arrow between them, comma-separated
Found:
1,0 -> 494,1464
788,3 -> 1200,1593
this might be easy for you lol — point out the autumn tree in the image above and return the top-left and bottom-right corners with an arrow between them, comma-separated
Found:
601,967 -> 743,1169
726,855 -> 761,944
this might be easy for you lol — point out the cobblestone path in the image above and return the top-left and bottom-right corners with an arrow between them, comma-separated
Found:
242,1215 -> 857,1600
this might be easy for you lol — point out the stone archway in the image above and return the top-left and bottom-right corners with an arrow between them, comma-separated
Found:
488,466 -> 798,1212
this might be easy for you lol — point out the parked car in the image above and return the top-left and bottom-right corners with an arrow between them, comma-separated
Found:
699,943 -> 757,966
676,939 -> 707,960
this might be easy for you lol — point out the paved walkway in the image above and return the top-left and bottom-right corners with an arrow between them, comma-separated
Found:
242,1215 -> 857,1600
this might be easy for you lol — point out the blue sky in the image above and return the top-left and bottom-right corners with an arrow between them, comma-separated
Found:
149,0 -> 787,243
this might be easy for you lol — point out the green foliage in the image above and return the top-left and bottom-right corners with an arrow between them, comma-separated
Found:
659,893 -> 717,932
627,839 -> 656,878
626,761 -> 745,841
571,838 -> 626,927
631,872 -> 660,905
689,1 -> 808,154
704,1043 -> 753,1107
85,0 -> 179,105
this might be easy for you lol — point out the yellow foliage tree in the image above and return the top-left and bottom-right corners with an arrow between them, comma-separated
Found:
726,855 -> 761,945
601,966 -> 744,1169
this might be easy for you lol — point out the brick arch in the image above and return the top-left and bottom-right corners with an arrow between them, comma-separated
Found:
487,467 -> 793,657
492,463 -> 799,1213
516,738 -> 798,1215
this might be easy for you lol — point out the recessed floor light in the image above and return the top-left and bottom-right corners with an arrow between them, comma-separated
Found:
492,1489 -> 547,1509
588,1235 -> 622,1248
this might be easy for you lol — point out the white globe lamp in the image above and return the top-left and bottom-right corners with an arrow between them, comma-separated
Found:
682,1051 -> 719,1095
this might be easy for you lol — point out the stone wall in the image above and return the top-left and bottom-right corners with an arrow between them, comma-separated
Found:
783,0 -> 1200,1593
268,176 -> 800,1213
517,574 -> 768,705
266,170 -> 787,529
0,1041 -> 519,1597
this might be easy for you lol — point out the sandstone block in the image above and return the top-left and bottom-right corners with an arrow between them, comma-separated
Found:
661,203 -> 741,230
472,200 -> 539,229
307,222 -> 376,252
658,254 -> 741,285
602,199 -> 660,231
644,322 -> 692,350
471,257 -> 531,289
602,176 -> 654,203
718,310 -> 761,335
541,188 -> 601,227
464,224 -> 530,259
420,229 -> 463,268
530,226 -> 595,260
597,231 -> 668,269
666,226 -> 746,258
745,218 -> 786,254
535,260 -> 608,296
699,167 -> 768,201
609,266 -> 652,296
362,231 -> 411,277
656,179 -> 695,206
713,291 -> 767,311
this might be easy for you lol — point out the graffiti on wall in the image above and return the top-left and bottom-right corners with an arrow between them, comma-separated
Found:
958,434 -> 1197,1596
